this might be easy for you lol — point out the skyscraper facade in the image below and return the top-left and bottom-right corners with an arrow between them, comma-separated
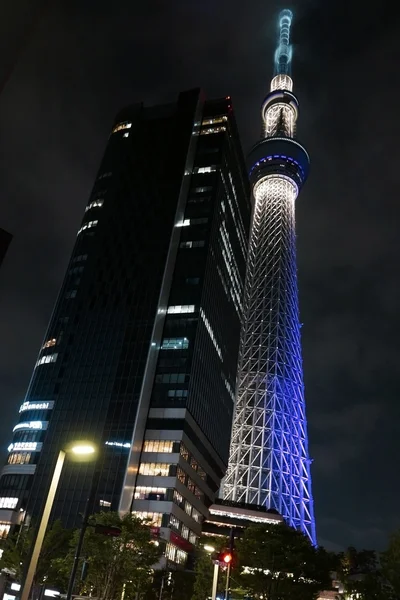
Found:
223,10 -> 316,544
0,89 -> 251,563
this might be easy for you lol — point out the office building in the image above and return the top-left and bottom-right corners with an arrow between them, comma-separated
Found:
223,10 -> 316,544
0,90 -> 251,565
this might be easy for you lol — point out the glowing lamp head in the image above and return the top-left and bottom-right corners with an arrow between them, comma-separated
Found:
70,444 -> 96,455
204,545 -> 215,553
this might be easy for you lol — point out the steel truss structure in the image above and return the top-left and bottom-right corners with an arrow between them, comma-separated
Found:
223,9 -> 316,544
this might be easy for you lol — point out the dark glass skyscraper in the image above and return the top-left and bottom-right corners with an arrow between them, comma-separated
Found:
0,89 -> 251,563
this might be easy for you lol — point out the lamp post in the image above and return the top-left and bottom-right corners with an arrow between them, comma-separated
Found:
19,442 -> 97,600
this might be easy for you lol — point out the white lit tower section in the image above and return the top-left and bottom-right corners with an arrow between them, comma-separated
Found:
223,9 -> 316,544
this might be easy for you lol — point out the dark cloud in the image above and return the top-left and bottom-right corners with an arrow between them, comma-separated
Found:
0,0 -> 399,550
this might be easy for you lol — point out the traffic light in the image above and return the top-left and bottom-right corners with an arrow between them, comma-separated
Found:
213,550 -> 233,566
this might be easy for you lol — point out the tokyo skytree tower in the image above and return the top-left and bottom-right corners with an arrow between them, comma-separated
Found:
223,9 -> 316,544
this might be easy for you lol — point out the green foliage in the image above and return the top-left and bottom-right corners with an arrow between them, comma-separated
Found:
0,520 -> 72,586
54,511 -> 161,600
336,547 -> 394,600
191,536 -> 228,600
380,531 -> 400,599
235,523 -> 332,600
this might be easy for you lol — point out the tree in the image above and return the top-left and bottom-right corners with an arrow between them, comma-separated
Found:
191,536 -> 228,600
235,523 -> 332,600
336,547 -> 392,600
53,511 -> 161,600
0,519 -> 72,586
381,531 -> 400,599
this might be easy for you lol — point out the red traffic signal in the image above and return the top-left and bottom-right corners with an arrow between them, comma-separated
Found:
213,550 -> 233,566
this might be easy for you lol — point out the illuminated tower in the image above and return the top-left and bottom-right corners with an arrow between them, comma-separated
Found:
223,9 -> 316,544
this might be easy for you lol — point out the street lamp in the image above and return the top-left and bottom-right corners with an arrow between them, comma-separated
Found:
20,442 -> 97,600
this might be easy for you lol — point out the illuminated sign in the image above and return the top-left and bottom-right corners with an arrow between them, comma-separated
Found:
8,442 -> 42,452
13,421 -> 44,432
19,401 -> 53,413
105,441 -> 130,448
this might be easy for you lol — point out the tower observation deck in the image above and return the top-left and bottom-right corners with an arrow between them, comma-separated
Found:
223,9 -> 316,544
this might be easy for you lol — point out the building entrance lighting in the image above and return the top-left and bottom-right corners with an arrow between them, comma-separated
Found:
20,441 -> 98,600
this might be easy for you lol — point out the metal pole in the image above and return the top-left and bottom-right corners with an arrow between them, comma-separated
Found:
20,450 -> 66,600
65,463 -> 99,600
224,563 -> 231,600
211,563 -> 219,600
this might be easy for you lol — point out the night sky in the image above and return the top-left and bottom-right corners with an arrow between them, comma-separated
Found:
0,0 -> 399,551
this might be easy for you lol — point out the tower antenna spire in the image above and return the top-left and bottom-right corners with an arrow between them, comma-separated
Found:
274,9 -> 293,76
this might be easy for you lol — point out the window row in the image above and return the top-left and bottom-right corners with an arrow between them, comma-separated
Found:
167,305 -> 195,314
36,353 -> 58,367
42,338 -> 56,349
139,463 -> 171,476
7,452 -> 32,465
165,543 -> 187,565
134,486 -> 167,500
85,199 -> 104,212
193,166 -> 217,174
133,511 -> 162,527
112,121 -> 131,134
201,116 -> 227,126
143,440 -> 176,453
161,337 -> 189,350
180,444 -> 206,479
168,514 -> 198,544
77,220 -> 98,236
65,289 -> 77,299
200,126 -> 226,135
177,466 -> 205,502
172,490 -> 202,524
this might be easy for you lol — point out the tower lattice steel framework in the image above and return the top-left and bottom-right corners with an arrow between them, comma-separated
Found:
223,9 -> 316,544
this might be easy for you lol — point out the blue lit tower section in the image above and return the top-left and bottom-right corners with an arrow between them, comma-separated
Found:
223,9 -> 316,543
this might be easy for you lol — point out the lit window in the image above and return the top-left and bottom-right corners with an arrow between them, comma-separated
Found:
169,514 -> 180,531
85,199 -> 104,212
165,543 -> 176,561
200,126 -> 226,136
176,219 -> 190,228
134,487 -> 166,500
42,339 -> 56,349
177,466 -> 187,484
192,508 -> 202,523
138,463 -> 171,476
184,501 -> 192,516
65,290 -> 77,299
167,304 -> 195,314
181,525 -> 189,539
201,117 -> 227,126
176,549 -> 187,565
143,440 -> 175,453
36,353 -> 58,367
179,240 -> 205,249
192,186 -> 212,193
194,166 -> 217,174
161,338 -> 189,350
0,523 -> 10,539
112,121 -> 132,134
77,220 -> 98,236
132,512 -> 162,527
180,444 -> 189,461
98,171 -> 112,180
7,452 -> 31,465
0,497 -> 18,509
189,531 -> 198,545
173,490 -> 183,505
123,132 -> 129,138
99,499 -> 111,507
